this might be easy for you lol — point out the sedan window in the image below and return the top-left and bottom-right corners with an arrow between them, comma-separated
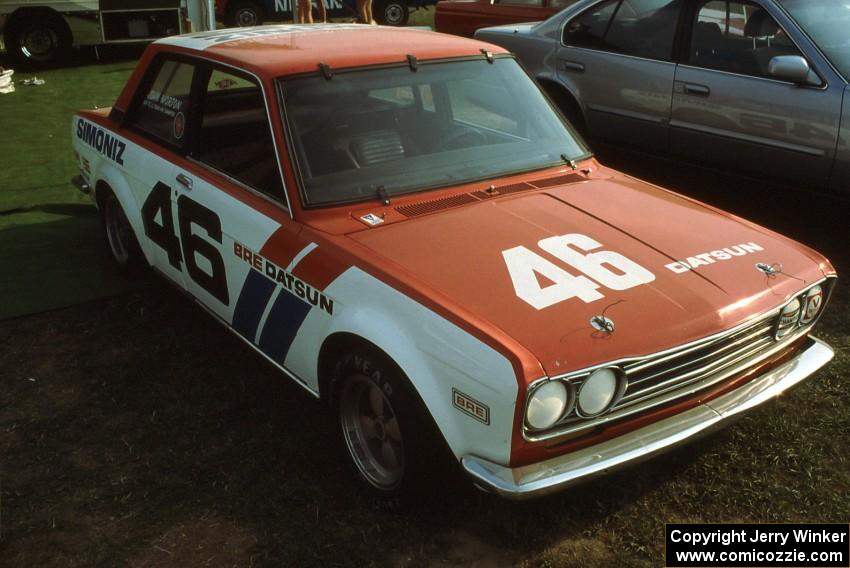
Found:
193,68 -> 283,201
778,0 -> 850,80
129,58 -> 195,150
690,1 -> 803,78
563,0 -> 683,61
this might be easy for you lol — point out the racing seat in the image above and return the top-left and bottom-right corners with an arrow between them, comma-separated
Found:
349,129 -> 406,167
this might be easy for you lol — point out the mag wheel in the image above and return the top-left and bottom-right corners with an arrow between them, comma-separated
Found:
340,372 -> 405,490
334,349 -> 448,499
102,191 -> 144,276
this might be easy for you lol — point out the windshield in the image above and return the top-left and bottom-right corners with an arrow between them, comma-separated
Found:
778,0 -> 850,79
279,57 -> 589,207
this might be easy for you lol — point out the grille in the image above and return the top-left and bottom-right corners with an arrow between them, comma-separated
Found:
618,316 -> 776,409
527,278 -> 833,442
394,194 -> 479,217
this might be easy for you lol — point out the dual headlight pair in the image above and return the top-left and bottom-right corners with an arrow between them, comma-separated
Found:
526,366 -> 627,431
776,284 -> 824,339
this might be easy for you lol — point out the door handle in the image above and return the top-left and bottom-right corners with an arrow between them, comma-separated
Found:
682,83 -> 710,96
176,173 -> 193,190
562,60 -> 585,72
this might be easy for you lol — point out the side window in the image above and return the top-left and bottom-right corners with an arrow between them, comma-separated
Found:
130,58 -> 195,149
494,0 -> 543,6
690,1 -> 802,78
193,68 -> 283,201
563,0 -> 683,61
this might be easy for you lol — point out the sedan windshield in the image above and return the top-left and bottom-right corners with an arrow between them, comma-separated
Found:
279,57 -> 589,206
778,0 -> 850,80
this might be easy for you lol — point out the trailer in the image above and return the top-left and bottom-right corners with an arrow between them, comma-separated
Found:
0,0 -> 215,68
216,0 -> 434,28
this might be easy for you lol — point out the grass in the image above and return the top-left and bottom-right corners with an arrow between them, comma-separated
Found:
0,52 -> 140,318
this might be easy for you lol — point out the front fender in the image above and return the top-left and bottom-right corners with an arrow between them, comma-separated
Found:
286,266 -> 519,465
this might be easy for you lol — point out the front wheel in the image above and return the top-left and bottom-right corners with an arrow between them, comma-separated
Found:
375,0 -> 409,26
334,349 -> 442,498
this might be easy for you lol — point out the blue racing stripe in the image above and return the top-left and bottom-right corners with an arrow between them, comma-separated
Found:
232,270 -> 276,340
257,290 -> 312,364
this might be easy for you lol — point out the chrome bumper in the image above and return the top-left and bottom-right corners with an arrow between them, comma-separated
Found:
462,336 -> 834,500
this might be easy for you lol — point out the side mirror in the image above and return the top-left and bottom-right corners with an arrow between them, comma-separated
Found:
768,55 -> 817,85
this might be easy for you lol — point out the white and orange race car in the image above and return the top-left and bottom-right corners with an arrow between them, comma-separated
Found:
72,25 -> 836,500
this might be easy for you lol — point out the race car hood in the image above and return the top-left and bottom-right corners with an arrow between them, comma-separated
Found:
349,173 -> 831,378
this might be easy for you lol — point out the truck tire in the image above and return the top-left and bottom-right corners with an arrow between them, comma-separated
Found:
3,11 -> 72,69
375,0 -> 409,26
226,0 -> 265,27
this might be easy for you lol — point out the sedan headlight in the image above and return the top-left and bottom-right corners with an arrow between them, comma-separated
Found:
526,381 -> 570,430
800,284 -> 824,325
577,367 -> 625,417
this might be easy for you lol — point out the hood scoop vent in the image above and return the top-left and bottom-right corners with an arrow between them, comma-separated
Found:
394,173 -> 585,218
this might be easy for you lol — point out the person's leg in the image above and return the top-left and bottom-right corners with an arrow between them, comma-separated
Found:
365,0 -> 375,24
300,0 -> 314,23
315,0 -> 327,23
356,0 -> 367,23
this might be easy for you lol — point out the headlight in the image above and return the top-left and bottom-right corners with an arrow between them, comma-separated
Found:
800,285 -> 824,325
526,381 -> 569,430
776,298 -> 801,338
577,367 -> 623,417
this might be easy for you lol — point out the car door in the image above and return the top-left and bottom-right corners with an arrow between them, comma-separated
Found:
669,0 -> 842,186
123,56 -> 198,290
555,0 -> 684,151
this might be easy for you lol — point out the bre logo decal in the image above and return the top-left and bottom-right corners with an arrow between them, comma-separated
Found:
452,389 -> 490,425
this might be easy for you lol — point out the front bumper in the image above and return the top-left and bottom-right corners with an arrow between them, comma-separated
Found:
462,336 -> 833,500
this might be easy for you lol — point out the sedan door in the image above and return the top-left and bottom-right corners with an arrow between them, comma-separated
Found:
669,0 -> 842,186
555,0 -> 685,151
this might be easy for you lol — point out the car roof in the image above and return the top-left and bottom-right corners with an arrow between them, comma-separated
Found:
156,24 -> 508,76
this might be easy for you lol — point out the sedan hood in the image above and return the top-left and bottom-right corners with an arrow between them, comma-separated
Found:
350,173 -> 829,377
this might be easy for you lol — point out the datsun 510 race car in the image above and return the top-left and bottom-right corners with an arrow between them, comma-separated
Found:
71,25 -> 836,499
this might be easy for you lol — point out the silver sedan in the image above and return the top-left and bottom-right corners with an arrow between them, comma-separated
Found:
475,0 -> 850,194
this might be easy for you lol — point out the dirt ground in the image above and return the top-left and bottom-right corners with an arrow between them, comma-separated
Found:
1,148 -> 848,567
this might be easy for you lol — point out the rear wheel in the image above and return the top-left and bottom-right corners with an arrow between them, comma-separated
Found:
4,13 -> 72,69
375,0 -> 409,26
101,191 -> 145,276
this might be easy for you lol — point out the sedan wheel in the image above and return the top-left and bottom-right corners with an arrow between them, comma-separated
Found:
339,373 -> 405,490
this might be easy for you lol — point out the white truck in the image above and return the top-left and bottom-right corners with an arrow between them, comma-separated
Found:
0,0 -> 214,68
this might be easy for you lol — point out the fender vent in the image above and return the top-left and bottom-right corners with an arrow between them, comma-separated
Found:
529,173 -> 584,188
395,193 -> 480,217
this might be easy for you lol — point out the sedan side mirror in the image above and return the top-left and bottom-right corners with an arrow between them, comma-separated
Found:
768,55 -> 819,85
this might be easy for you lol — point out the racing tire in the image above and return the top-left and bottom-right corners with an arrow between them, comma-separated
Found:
101,191 -> 145,277
3,12 -> 72,69
333,347 -> 445,501
225,0 -> 265,27
374,0 -> 409,26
